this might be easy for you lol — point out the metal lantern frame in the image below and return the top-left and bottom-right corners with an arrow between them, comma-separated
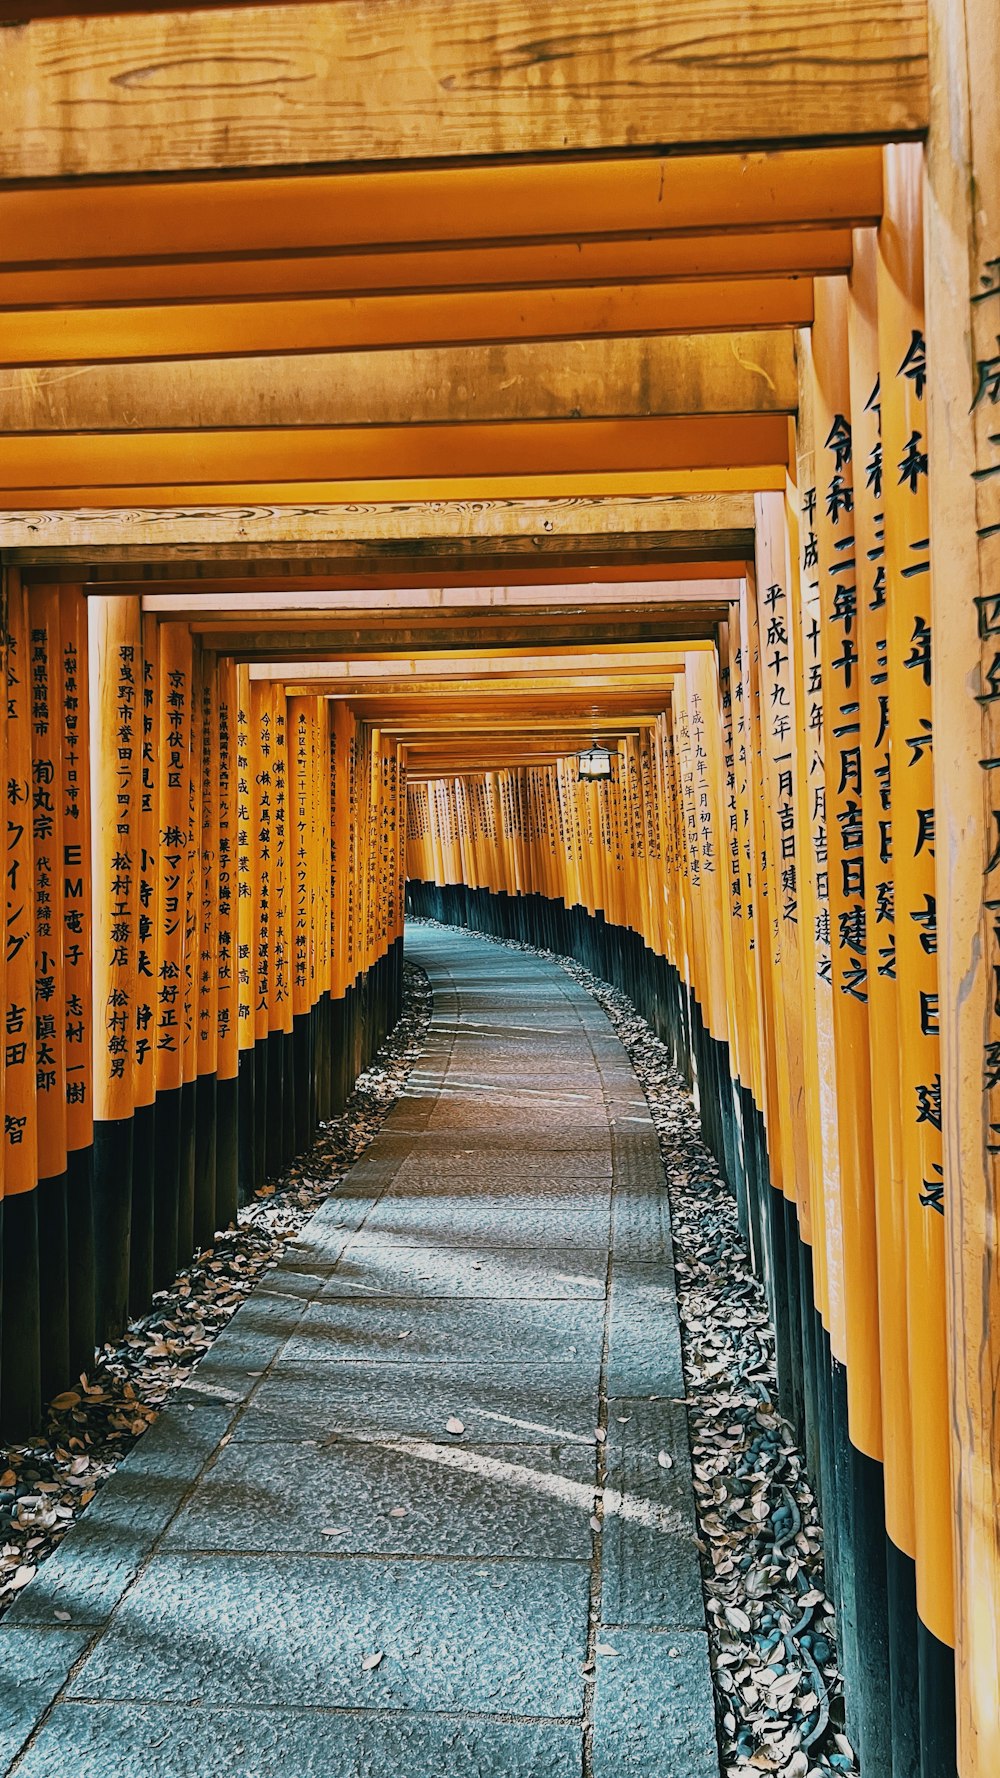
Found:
577,741 -> 615,783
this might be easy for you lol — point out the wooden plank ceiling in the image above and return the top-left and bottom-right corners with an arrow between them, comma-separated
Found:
0,0 -> 927,772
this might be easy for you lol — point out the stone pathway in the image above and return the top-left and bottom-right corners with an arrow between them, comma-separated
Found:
1,927 -> 719,1778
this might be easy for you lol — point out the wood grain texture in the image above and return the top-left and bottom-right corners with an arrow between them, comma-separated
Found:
0,0 -> 306,14
0,333 -> 798,431
0,490 -> 754,555
926,0 -> 1000,1768
0,4 -> 926,179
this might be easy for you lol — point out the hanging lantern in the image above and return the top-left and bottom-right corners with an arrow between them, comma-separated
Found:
578,741 -> 614,782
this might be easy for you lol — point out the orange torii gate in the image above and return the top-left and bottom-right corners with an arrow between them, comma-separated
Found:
0,4 -> 997,1777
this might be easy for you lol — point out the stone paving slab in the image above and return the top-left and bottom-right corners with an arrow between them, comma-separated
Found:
163,1435 -> 597,1558
423,1102 -> 613,1134
6,1407 -> 236,1628
3,926 -> 717,1778
342,1152 -> 614,1187
409,1059 -> 605,1079
611,1190 -> 676,1265
186,1291 -> 306,1369
367,1174 -> 610,1204
440,1036 -> 623,1057
390,1150 -> 614,1180
11,1705 -> 583,1778
606,1263 -> 685,1398
592,1630 -> 720,1777
256,1263 -> 331,1302
355,1198 -> 611,1250
66,1552 -> 590,1718
374,1130 -> 615,1163
227,1358 -> 602,1444
0,1629 -> 92,1773
601,1399 -> 705,1630
318,1241 -> 607,1298
282,1296 -> 604,1364
368,1173 -> 608,1201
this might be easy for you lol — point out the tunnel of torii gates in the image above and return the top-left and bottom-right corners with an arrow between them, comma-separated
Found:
0,0 -> 997,1775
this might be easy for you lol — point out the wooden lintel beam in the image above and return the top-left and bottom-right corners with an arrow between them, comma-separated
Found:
350,693 -> 671,714
0,469 -> 782,511
24,562 -> 742,591
407,758 -> 588,775
288,679 -> 683,700
351,688 -> 671,705
3,333 -> 797,430
255,672 -> 693,701
12,555 -> 751,587
184,594 -> 731,629
194,613 -> 725,658
273,674 -> 690,700
248,647 -> 692,678
0,491 -> 753,556
0,10 -> 925,180
140,578 -> 744,614
0,229 -> 854,310
400,717 -> 657,730
0,151 -> 885,262
0,415 -> 784,492
0,283 -> 811,370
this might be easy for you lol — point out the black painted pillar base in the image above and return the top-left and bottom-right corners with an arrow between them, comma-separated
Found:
193,1072 -> 218,1250
847,1443 -> 894,1778
66,1143 -> 96,1378
0,1190 -> 41,1437
93,1114 -> 133,1346
37,1170 -> 70,1404
129,1100 -> 156,1317
918,1620 -> 959,1778
152,1086 -> 181,1291
293,1013 -> 313,1154
764,1183 -> 796,1428
252,1040 -> 268,1191
316,995 -> 333,1124
781,1192 -> 806,1446
886,1537 -> 922,1778
797,1240 -> 823,1506
280,1028 -> 296,1166
265,1029 -> 285,1180
815,1320 -> 840,1598
177,1077 -> 197,1266
830,1359 -> 863,1755
351,976 -> 363,1088
216,1073 -> 239,1229
237,1048 -> 256,1204
329,993 -> 347,1115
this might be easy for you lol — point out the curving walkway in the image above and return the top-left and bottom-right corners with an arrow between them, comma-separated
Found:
2,926 -> 719,1778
